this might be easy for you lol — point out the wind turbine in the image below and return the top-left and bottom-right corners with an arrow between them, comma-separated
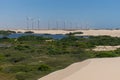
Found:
31,18 -> 34,30
26,17 -> 29,30
48,21 -> 50,30
56,21 -> 59,30
37,19 -> 40,30
63,21 -> 66,30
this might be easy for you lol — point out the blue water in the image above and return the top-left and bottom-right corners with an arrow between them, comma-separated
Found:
7,33 -> 66,39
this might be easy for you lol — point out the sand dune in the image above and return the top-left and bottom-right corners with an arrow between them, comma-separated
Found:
13,29 -> 120,37
76,30 -> 120,37
38,57 -> 120,80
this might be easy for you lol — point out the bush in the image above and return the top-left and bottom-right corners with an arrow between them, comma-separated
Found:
114,48 -> 120,55
9,56 -> 25,63
66,32 -> 83,36
18,35 -> 51,41
74,51 -> 93,60
14,45 -> 30,51
95,52 -> 117,58
24,31 -> 34,34
2,65 -> 32,73
47,47 -> 62,55
0,54 -> 5,60
15,72 -> 27,80
61,36 -> 79,42
0,30 -> 16,36
8,53 -> 27,63
89,36 -> 120,46
15,72 -> 34,80
37,64 -> 51,71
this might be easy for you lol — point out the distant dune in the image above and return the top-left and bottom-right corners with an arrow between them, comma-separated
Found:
38,57 -> 120,80
12,29 -> 120,37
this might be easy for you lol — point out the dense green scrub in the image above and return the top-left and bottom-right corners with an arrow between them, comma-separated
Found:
0,35 -> 120,80
0,30 -> 16,36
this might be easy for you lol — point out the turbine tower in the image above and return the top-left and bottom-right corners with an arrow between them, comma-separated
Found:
37,19 -> 40,30
63,21 -> 66,30
56,21 -> 59,30
31,18 -> 34,30
26,17 -> 29,30
48,21 -> 50,30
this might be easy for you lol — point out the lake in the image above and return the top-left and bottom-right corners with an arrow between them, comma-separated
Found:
7,33 -> 66,39
0,33 -> 89,39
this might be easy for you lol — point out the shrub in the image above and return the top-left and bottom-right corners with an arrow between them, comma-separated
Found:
24,31 -> 34,34
37,64 -> 51,71
95,52 -> 117,58
9,57 -> 25,63
0,54 -> 5,60
15,72 -> 27,80
0,30 -> 16,36
14,45 -> 30,51
114,48 -> 120,55
66,32 -> 83,36
74,51 -> 93,60
18,35 -> 51,41
2,65 -> 32,73
89,36 -> 120,46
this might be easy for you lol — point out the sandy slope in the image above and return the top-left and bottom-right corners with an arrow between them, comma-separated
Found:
38,57 -> 120,80
12,29 -> 120,37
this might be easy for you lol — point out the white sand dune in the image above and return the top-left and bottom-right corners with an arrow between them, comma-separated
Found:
12,29 -> 120,37
76,30 -> 120,37
38,57 -> 120,80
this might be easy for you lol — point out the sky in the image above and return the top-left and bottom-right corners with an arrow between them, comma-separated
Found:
0,0 -> 120,29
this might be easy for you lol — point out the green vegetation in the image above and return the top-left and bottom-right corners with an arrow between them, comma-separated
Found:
0,35 -> 119,80
24,31 -> 34,34
66,32 -> 83,36
95,52 -> 118,58
0,30 -> 16,36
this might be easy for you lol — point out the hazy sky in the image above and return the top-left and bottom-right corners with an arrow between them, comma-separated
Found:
0,0 -> 120,29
